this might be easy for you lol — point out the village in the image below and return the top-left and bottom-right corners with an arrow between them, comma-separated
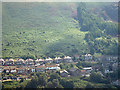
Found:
0,54 -> 119,86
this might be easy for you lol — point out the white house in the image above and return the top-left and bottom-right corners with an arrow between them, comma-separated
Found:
4,59 -> 14,66
60,70 -> 70,77
0,59 -> 4,66
35,59 -> 43,65
31,68 -> 36,72
14,59 -> 24,65
83,67 -> 92,73
10,69 -> 17,73
54,57 -> 63,63
46,64 -> 60,72
64,56 -> 73,63
17,68 -> 27,74
45,57 -> 53,63
84,54 -> 92,60
25,59 -> 34,66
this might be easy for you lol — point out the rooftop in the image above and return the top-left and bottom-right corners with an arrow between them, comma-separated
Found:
64,56 -> 72,59
83,67 -> 92,70
0,59 -> 4,61
55,57 -> 62,60
15,59 -> 24,62
84,54 -> 92,56
26,59 -> 33,62
60,70 -> 69,73
45,57 -> 53,61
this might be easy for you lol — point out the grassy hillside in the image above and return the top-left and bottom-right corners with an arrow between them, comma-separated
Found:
2,2 -> 88,58
2,2 -> 118,59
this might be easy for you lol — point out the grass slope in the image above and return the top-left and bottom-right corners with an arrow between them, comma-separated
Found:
2,2 -> 118,58
2,2 -> 88,58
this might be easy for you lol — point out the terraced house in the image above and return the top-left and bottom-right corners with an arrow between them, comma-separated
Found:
35,65 -> 46,72
0,59 -> 4,66
45,57 -> 53,64
25,59 -> 34,66
4,59 -> 14,66
84,54 -> 92,60
14,59 -> 25,65
64,56 -> 73,63
16,67 -> 27,74
54,57 -> 63,63
46,64 -> 60,72
35,59 -> 44,66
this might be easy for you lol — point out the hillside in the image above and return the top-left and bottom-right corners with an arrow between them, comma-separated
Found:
2,2 -> 118,59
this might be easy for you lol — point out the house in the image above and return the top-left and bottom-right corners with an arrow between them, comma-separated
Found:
73,54 -> 80,61
0,68 -> 3,73
92,65 -> 100,71
96,55 -> 118,62
105,55 -> 118,61
10,68 -> 17,73
60,70 -> 70,77
35,65 -> 46,72
45,57 -> 53,63
46,64 -> 60,72
16,68 -> 27,74
3,77 -> 7,80
25,59 -> 34,66
112,80 -> 119,86
12,76 -> 17,80
112,63 -> 118,71
63,56 -> 73,63
7,76 -> 12,79
80,70 -> 86,76
3,67 -> 10,73
83,67 -> 92,73
74,54 -> 79,59
28,66 -> 36,72
84,54 -> 92,60
14,59 -> 25,65
35,59 -> 43,65
0,59 -> 4,66
54,57 -> 63,63
3,66 -> 16,73
4,59 -> 14,66
9,59 -> 14,65
31,68 -> 36,72
17,77 -> 21,80
104,69 -> 113,74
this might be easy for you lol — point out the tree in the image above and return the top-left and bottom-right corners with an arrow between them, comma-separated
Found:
19,78 -> 24,83
45,81 -> 53,88
25,75 -> 39,88
89,72 -> 103,83
49,73 -> 61,81
52,79 -> 63,88
38,73 -> 48,86
46,79 -> 63,88
60,78 -> 74,88
85,83 -> 94,88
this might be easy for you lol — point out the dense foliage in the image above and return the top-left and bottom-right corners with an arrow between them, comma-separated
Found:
2,72 -> 116,88
77,3 -> 118,55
